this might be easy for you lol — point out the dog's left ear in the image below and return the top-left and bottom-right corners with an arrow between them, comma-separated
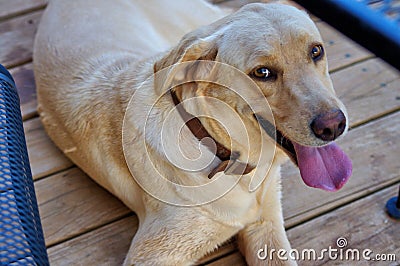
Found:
259,0 -> 305,10
154,33 -> 218,73
153,33 -> 219,94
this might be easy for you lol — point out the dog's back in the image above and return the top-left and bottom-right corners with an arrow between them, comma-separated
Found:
34,0 -> 226,79
33,0 -> 228,156
33,0 -> 229,215
33,0 -> 228,133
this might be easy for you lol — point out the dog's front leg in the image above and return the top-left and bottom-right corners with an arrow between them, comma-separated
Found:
237,173 -> 297,266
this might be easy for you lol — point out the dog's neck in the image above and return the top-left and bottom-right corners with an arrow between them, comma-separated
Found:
170,89 -> 254,178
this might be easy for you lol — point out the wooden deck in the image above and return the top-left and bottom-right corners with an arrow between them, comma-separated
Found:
1,0 -> 399,265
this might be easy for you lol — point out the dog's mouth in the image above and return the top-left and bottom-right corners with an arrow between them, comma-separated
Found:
254,114 -> 352,191
254,114 -> 297,164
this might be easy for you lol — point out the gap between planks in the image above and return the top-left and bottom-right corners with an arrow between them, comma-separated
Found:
0,0 -> 47,23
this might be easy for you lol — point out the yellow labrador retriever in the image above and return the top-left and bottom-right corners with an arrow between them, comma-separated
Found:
34,0 -> 352,265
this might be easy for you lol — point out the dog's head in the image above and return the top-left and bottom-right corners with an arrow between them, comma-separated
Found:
154,3 -> 352,191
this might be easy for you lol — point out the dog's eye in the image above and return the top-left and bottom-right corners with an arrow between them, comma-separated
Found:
251,67 -> 275,81
311,44 -> 324,61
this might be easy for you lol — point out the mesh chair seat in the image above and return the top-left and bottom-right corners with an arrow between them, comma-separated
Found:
0,64 -> 48,266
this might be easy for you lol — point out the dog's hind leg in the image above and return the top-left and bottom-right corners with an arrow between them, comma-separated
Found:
123,203 -> 240,266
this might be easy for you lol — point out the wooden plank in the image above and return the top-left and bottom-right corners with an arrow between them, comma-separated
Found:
197,240 -> 238,264
36,167 -> 131,247
47,216 -> 138,266
317,22 -> 372,72
208,185 -> 400,265
25,117 -> 73,180
0,0 -> 46,21
9,63 -> 37,120
206,252 -> 245,266
282,111 -> 400,227
333,58 -> 400,127
0,11 -> 42,68
287,185 -> 399,266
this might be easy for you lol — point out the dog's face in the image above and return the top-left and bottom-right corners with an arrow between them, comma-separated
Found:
154,3 -> 352,191
217,4 -> 348,144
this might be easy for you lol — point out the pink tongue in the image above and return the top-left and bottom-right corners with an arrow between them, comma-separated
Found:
293,142 -> 352,191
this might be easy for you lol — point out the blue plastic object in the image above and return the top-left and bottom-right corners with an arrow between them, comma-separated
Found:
385,186 -> 400,219
293,0 -> 400,71
0,64 -> 49,265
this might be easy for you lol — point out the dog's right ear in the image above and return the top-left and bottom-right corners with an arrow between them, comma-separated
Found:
153,33 -> 219,95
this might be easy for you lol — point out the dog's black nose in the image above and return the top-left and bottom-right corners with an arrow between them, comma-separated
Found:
311,109 -> 346,141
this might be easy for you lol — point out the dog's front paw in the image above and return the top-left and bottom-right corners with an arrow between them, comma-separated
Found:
238,221 -> 297,266
252,244 -> 298,266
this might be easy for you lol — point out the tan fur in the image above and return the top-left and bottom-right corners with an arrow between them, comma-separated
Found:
34,0 -> 348,265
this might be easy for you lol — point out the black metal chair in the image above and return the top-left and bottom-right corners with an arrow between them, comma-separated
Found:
0,64 -> 49,265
